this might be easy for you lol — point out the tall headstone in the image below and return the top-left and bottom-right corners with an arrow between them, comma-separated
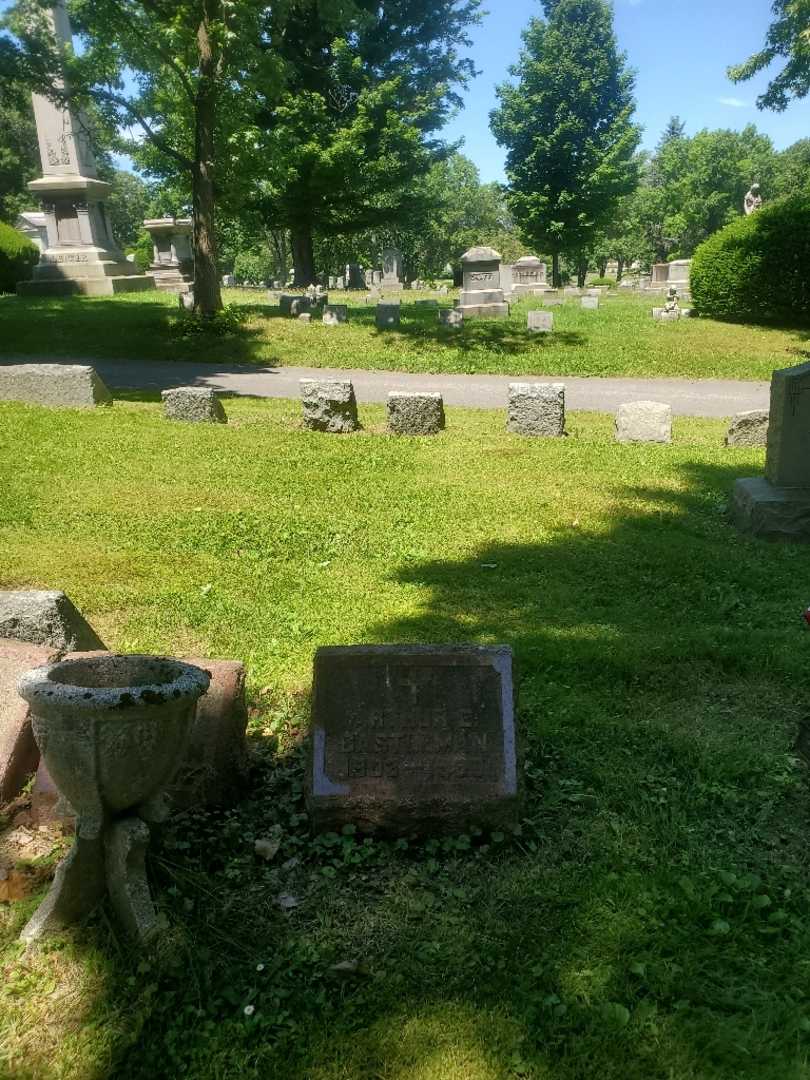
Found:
143,218 -> 193,290
511,256 -> 548,296
381,248 -> 403,292
17,2 -> 154,297
457,246 -> 509,319
733,361 -> 810,540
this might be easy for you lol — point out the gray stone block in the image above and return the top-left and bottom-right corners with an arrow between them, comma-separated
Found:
725,409 -> 769,448
0,590 -> 105,651
387,392 -> 445,435
439,308 -> 463,328
527,310 -> 554,333
507,383 -> 565,437
732,476 -> 810,541
581,296 -> 599,310
323,304 -> 348,325
615,401 -> 672,444
298,312 -> 311,323
0,364 -> 112,408
300,379 -> 359,433
161,386 -> 227,424
376,302 -> 401,329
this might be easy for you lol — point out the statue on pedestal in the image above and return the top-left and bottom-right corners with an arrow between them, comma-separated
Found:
744,184 -> 763,216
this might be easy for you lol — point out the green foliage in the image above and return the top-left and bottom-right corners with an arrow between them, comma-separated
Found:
98,168 -> 152,249
589,277 -> 616,287
490,0 -> 640,280
691,194 -> 810,325
0,220 -> 37,292
773,139 -> 810,198
729,0 -> 810,111
0,82 -> 38,224
233,249 -> 274,286
131,230 -> 153,274
253,0 -> 481,282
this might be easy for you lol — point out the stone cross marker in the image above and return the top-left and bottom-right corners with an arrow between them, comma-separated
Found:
307,645 -> 518,834
733,361 -> 810,540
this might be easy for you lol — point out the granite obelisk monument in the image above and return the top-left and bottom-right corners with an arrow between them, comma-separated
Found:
17,1 -> 154,296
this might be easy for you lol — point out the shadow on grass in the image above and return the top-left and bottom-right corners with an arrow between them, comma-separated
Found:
97,459 -> 810,1080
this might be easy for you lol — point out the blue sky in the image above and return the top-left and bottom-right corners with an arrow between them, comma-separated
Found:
447,0 -> 809,181
2,0 -> 806,182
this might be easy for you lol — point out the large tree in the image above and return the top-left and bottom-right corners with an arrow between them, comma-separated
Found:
3,0 -> 310,315
729,0 -> 810,111
252,0 -> 480,284
490,0 -> 640,286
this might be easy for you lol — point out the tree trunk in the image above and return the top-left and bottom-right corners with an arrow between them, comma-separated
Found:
616,258 -> 624,283
291,225 -> 315,286
192,5 -> 222,316
598,259 -> 608,277
552,251 -> 561,288
577,260 -> 587,288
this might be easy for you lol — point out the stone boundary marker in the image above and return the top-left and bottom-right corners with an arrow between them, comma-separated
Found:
0,364 -> 112,408
387,392 -> 445,435
300,378 -> 359,433
581,296 -> 599,310
0,590 -> 105,652
615,401 -> 672,444
307,645 -> 518,834
376,302 -> 401,329
725,410 -> 768,448
507,383 -> 565,437
527,310 -> 553,333
162,386 -> 227,424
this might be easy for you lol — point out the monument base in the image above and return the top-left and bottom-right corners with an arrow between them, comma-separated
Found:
17,244 -> 155,297
732,477 -> 810,541
457,303 -> 510,319
18,275 -> 155,297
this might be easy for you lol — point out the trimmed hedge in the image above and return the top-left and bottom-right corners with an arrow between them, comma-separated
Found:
0,221 -> 39,294
691,195 -> 810,325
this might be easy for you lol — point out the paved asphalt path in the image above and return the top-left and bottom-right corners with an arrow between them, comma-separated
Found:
1,356 -> 769,417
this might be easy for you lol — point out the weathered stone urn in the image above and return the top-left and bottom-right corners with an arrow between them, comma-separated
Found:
17,654 -> 210,944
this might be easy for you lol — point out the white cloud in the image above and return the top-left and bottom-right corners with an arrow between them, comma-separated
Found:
718,96 -> 749,108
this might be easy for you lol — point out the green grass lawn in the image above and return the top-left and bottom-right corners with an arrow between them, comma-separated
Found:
1,287 -> 807,380
2,397 -> 810,1080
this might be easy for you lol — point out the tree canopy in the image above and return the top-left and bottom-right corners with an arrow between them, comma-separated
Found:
490,0 -> 640,285
729,0 -> 810,111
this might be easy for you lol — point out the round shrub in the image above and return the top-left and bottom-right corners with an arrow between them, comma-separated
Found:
589,276 -> 616,287
0,221 -> 39,293
691,195 -> 810,325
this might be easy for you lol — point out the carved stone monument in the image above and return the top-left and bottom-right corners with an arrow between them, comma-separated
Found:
511,256 -> 548,297
733,361 -> 810,540
307,645 -> 518,834
744,184 -> 763,216
457,247 -> 509,319
381,248 -> 403,292
17,2 -> 153,297
143,218 -> 193,291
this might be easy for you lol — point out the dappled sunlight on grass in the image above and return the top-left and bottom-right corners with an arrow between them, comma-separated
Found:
0,289 -> 804,378
2,396 -> 810,1077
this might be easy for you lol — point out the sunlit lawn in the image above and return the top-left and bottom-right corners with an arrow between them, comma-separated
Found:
1,287 -> 806,380
1,396 -> 809,1079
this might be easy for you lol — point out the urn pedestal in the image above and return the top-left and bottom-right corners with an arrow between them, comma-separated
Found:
17,654 -> 209,944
